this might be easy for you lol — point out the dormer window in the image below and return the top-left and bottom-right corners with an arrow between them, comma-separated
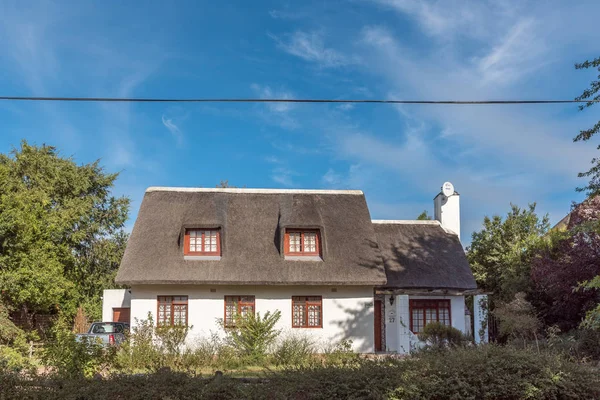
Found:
284,229 -> 320,256
184,229 -> 221,256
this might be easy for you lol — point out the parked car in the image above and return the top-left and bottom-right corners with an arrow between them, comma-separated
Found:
75,322 -> 129,347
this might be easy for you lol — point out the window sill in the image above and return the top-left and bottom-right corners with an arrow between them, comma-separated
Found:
184,255 -> 221,261
285,255 -> 323,261
292,326 -> 323,329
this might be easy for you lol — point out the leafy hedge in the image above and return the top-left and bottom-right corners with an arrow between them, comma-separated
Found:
2,345 -> 599,399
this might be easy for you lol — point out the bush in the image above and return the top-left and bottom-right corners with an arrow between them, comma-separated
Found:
272,333 -> 316,367
3,345 -> 599,400
220,310 -> 281,364
494,292 -> 541,344
156,324 -> 191,355
42,316 -> 112,378
0,301 -> 35,373
0,345 -> 34,373
418,322 -> 468,349
322,339 -> 359,366
115,313 -> 195,372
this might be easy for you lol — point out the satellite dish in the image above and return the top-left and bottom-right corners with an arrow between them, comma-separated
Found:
442,182 -> 454,197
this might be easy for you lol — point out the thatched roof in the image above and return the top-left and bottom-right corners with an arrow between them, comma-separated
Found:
115,188 -> 387,286
373,221 -> 477,290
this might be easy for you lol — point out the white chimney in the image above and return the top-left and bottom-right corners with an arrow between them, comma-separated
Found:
434,182 -> 460,240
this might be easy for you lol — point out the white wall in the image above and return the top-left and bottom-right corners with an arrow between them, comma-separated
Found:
129,285 -> 375,353
102,289 -> 131,322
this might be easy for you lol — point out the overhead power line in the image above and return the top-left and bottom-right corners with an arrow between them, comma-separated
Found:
0,96 -> 598,105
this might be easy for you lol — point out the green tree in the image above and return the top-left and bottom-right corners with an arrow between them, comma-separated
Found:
580,275 -> 600,330
0,141 -> 129,321
417,210 -> 432,220
466,204 -> 549,303
574,56 -> 600,195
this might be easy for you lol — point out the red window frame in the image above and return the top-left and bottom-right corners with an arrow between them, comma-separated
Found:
292,296 -> 323,328
224,296 -> 256,327
409,299 -> 451,334
157,296 -> 188,326
284,229 -> 321,256
184,229 -> 221,256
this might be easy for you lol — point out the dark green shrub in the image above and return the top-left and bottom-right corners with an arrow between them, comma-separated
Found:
418,322 -> 468,348
573,328 -> 600,360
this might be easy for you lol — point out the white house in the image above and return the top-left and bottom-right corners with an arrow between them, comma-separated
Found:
105,184 -> 487,353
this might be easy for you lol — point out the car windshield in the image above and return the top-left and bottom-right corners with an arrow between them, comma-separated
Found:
91,323 -> 123,334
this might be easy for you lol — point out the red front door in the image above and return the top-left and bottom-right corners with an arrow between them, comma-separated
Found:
374,300 -> 383,352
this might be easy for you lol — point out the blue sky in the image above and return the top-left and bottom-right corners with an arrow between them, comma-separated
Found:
1,0 -> 599,243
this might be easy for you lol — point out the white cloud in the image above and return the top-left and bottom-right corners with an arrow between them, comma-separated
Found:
268,9 -> 305,20
357,23 -> 595,180
161,115 -> 183,144
474,18 -> 547,85
269,31 -> 353,68
322,168 -> 343,186
271,166 -> 299,187
336,103 -> 355,111
250,83 -> 295,113
369,0 -> 491,39
250,84 -> 299,129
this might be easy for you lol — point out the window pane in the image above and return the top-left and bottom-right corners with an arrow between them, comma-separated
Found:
412,309 -> 424,333
173,305 -> 187,325
203,230 -> 218,252
293,297 -> 306,326
225,297 -> 237,326
425,308 -> 437,325
439,308 -> 450,326
308,304 -> 321,327
304,232 -> 317,253
289,232 -> 301,253
158,304 -> 171,325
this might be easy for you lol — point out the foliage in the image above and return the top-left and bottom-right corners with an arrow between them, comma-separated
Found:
416,210 -> 432,220
114,314 -> 160,372
530,222 -> 600,331
42,316 -> 112,378
579,274 -> 600,329
0,141 -> 129,320
321,339 -> 359,367
3,345 -> 599,399
467,203 -> 549,304
0,301 -> 34,372
156,324 -> 191,355
418,322 -> 468,349
216,180 -> 245,188
220,311 -> 281,363
543,327 -> 600,361
573,56 -> 600,195
494,292 -> 541,344
272,333 -> 316,367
